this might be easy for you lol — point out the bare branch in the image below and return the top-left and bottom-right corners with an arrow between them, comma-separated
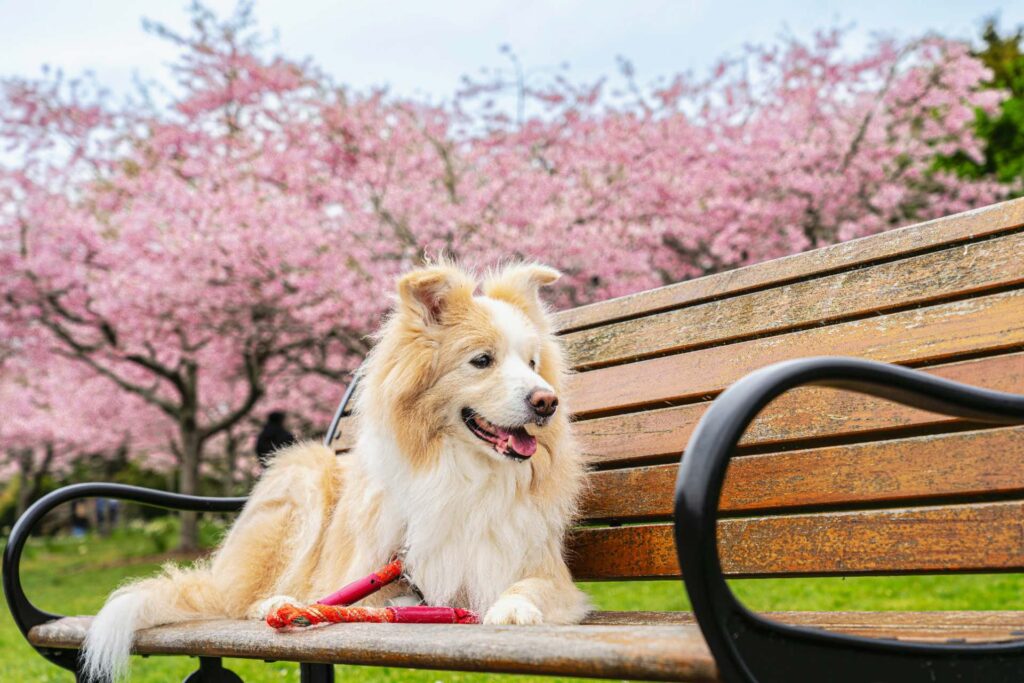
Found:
199,350 -> 265,440
38,313 -> 181,417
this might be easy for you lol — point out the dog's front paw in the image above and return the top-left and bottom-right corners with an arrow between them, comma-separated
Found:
252,594 -> 300,620
387,593 -> 423,607
483,596 -> 543,625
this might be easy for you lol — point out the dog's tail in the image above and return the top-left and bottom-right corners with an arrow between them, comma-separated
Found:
82,562 -> 222,682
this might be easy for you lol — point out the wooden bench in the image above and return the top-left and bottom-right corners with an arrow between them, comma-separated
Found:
7,198 -> 1024,682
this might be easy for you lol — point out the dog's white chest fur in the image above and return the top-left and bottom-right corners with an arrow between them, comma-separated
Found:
358,429 -> 555,612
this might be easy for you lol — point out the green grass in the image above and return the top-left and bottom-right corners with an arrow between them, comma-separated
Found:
2,526 -> 1022,682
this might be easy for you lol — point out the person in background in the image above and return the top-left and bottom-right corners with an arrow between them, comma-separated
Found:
255,410 -> 297,468
95,498 -> 121,536
70,500 -> 90,537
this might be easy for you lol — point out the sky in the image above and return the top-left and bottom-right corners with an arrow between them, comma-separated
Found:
2,1 -> 1023,105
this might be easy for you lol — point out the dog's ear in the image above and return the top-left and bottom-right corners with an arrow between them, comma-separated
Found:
482,263 -> 561,327
397,265 -> 474,326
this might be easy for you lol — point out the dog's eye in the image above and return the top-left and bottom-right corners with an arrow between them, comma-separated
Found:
529,359 -> 537,370
470,353 -> 493,369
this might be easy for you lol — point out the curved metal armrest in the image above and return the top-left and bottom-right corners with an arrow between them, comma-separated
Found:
2,483 -> 246,673
324,367 -> 361,449
673,356 -> 1024,683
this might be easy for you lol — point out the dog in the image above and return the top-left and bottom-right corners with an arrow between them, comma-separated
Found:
82,262 -> 589,681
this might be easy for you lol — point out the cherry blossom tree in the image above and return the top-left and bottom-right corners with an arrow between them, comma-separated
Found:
450,30 -> 1007,293
0,349 -> 156,517
0,3 -> 1008,548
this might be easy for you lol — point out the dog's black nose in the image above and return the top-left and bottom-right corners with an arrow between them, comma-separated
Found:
527,389 -> 558,418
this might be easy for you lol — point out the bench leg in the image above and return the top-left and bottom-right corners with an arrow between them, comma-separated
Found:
300,663 -> 335,682
183,657 -> 244,682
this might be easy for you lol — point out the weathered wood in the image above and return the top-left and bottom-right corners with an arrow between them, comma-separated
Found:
716,426 -> 1024,514
568,501 -> 1024,579
31,616 -> 718,682
567,289 -> 1024,415
582,426 -> 1024,522
28,612 -> 1024,682
576,352 -> 1024,466
331,350 -> 1024,456
582,611 -> 1024,643
331,416 -> 355,451
563,232 -> 1024,369
554,198 -> 1024,332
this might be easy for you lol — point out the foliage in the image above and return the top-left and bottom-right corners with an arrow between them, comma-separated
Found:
936,18 -> 1024,191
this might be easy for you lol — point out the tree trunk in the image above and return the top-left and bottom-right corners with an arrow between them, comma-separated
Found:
14,444 -> 54,518
223,430 -> 239,497
14,451 -> 34,519
178,426 -> 202,552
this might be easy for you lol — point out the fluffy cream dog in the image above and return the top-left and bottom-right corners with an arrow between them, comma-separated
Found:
83,263 -> 588,681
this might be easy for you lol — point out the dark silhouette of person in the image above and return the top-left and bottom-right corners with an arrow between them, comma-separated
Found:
70,500 -> 90,537
255,411 -> 297,468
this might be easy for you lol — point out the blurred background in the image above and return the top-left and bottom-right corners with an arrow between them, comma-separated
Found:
2,2 -> 1024,680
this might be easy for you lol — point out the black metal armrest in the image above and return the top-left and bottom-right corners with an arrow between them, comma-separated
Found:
324,367 -> 361,448
2,483 -> 246,673
673,356 -> 1024,683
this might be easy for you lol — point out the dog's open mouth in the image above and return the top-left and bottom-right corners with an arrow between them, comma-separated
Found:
461,408 -> 537,461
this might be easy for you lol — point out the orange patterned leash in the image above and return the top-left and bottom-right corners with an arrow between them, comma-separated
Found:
267,604 -> 480,628
265,557 -> 481,628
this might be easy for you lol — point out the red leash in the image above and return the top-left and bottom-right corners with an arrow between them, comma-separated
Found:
266,557 -> 481,628
267,604 -> 479,628
316,557 -> 404,606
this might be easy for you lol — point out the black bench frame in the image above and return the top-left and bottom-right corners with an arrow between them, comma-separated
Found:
5,358 -> 1024,682
676,356 -> 1024,683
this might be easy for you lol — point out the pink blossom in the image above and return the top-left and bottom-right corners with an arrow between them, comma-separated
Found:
0,8 -> 1010,542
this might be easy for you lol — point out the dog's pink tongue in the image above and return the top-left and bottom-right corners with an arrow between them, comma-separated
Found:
509,431 -> 537,457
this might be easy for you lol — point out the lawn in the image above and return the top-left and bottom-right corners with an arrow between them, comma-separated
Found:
2,522 -> 1022,682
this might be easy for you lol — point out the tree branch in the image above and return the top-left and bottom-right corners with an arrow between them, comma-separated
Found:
199,350 -> 265,441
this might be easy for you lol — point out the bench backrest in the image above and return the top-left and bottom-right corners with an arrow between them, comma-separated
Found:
333,199 -> 1024,583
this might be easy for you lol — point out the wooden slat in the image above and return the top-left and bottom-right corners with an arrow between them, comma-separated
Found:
554,198 -> 1024,332
333,352 -> 1024,456
331,417 -> 355,451
568,501 -> 1024,579
576,352 -> 1024,466
30,617 -> 719,682
567,289 -> 1024,415
563,231 -> 1024,369
29,613 -> 1024,683
582,426 -> 1024,522
583,611 -> 1024,644
329,242 -> 1024,450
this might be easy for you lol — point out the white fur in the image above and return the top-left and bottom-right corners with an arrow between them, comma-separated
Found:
83,571 -> 202,681
473,297 -> 554,427
357,422 -> 558,612
81,592 -> 145,682
484,594 -> 544,625
253,595 -> 300,620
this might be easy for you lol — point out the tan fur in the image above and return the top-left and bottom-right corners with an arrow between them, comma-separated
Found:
483,263 -> 561,334
83,262 -> 588,681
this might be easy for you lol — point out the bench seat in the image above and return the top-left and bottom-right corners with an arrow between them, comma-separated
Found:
29,612 -> 1024,682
